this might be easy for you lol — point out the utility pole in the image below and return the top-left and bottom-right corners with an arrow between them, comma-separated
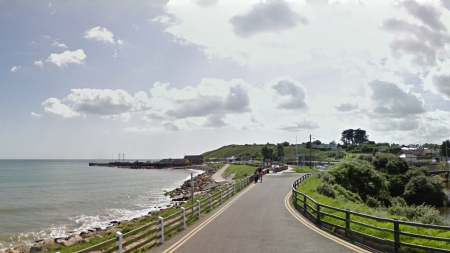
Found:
296,136 -> 298,166
123,153 -> 125,163
310,134 -> 312,168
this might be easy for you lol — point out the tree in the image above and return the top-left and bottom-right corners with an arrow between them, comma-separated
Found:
439,140 -> 450,159
312,140 -> 322,145
282,141 -> 289,146
261,146 -> 273,160
354,128 -> 369,145
341,128 -> 368,145
329,140 -> 336,145
341,129 -> 354,144
276,144 -> 284,160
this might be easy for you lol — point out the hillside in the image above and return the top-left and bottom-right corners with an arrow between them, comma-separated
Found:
201,144 -> 338,161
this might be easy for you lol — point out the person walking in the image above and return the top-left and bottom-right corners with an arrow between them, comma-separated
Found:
253,170 -> 259,184
259,170 -> 263,183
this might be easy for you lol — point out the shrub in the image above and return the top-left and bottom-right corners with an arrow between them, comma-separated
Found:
333,184 -> 363,203
317,182 -> 335,198
388,198 -> 446,225
403,175 -> 446,206
365,195 -> 381,208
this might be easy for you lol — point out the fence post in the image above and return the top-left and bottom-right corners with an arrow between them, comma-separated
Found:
197,200 -> 201,219
181,207 -> 186,230
394,219 -> 400,252
116,231 -> 122,253
158,216 -> 164,244
209,194 -> 212,211
220,189 -> 223,205
227,184 -> 230,199
303,195 -> 307,213
316,203 -> 321,225
233,182 -> 236,195
345,209 -> 350,238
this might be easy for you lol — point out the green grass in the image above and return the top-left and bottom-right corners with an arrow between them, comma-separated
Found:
296,177 -> 450,252
292,166 -> 319,173
223,164 -> 258,179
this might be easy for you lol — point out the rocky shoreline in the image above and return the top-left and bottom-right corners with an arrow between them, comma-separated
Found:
0,165 -> 222,253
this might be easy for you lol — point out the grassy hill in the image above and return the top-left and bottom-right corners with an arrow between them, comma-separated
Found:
201,144 -> 342,162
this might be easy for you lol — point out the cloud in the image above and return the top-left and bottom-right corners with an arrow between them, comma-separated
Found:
10,66 -> 21,72
368,80 -> 425,118
372,118 -> 419,131
272,80 -> 307,110
278,120 -> 319,131
47,49 -> 86,67
203,115 -> 226,128
42,98 -> 80,118
166,84 -> 250,118
432,74 -> 450,100
163,122 -> 180,131
31,112 -> 42,118
335,103 -> 358,112
193,0 -> 219,6
230,0 -> 307,38
401,0 -> 446,31
150,15 -> 179,25
41,89 -> 152,120
84,27 -> 115,44
117,39 -> 124,45
52,40 -> 68,48
48,3 -> 52,8
34,61 -> 44,68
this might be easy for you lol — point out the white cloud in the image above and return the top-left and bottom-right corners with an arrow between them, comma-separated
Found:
48,2 -> 52,8
52,40 -> 68,48
31,112 -> 42,118
84,27 -> 115,44
47,49 -> 86,67
113,49 -> 117,58
34,61 -> 44,68
42,98 -> 80,118
10,66 -> 21,72
150,15 -> 179,25
117,39 -> 124,45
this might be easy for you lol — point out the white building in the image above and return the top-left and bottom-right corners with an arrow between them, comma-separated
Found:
399,154 -> 417,162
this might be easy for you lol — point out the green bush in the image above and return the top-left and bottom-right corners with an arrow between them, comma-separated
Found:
388,197 -> 445,225
403,175 -> 446,206
317,182 -> 335,198
333,184 -> 363,203
365,195 -> 381,208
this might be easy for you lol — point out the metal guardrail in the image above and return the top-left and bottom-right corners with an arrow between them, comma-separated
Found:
292,174 -> 450,253
75,176 -> 253,253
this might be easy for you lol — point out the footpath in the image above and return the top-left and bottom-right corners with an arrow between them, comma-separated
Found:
211,164 -> 230,183
147,172 -> 368,253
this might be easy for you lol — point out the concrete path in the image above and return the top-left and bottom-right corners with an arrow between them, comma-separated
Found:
147,173 -> 369,253
211,164 -> 230,183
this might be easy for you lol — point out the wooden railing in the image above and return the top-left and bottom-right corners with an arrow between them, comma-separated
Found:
292,174 -> 450,253
75,176 -> 253,253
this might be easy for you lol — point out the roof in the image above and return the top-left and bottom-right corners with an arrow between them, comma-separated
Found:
184,155 -> 203,160
399,154 -> 417,158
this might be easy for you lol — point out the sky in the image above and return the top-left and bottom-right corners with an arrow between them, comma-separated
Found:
2,0 -> 450,159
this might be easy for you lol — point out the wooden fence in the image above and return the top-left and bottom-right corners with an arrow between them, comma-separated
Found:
74,176 -> 253,253
292,174 -> 450,253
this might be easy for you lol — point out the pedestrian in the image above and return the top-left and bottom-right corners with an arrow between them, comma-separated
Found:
253,170 -> 259,183
259,170 -> 263,183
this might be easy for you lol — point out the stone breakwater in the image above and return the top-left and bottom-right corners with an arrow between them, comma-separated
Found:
0,165 -> 221,253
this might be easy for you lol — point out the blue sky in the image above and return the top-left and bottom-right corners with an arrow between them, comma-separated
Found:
2,0 -> 450,159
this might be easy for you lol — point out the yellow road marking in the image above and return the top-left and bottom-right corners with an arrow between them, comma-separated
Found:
284,192 -> 371,253
163,183 -> 255,253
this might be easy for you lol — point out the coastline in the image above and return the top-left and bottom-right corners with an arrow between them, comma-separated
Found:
0,165 -> 219,253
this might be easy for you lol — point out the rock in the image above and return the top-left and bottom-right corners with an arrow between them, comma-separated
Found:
4,249 -> 19,253
81,238 -> 90,243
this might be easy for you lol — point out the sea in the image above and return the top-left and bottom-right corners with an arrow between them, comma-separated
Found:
0,159 -> 202,250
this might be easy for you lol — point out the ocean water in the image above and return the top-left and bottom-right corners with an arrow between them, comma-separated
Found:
0,160 -> 201,250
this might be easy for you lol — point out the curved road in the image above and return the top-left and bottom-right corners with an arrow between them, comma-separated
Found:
148,173 -> 370,253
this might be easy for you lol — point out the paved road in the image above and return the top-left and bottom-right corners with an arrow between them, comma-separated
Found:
148,173 -> 368,253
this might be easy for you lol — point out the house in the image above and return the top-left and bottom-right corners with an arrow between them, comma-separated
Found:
401,147 -> 422,156
378,146 -> 389,152
399,154 -> 417,163
226,156 -> 236,163
184,155 -> 204,165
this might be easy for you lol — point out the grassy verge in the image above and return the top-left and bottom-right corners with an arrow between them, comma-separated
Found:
223,164 -> 258,179
296,177 -> 450,252
292,166 -> 318,173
